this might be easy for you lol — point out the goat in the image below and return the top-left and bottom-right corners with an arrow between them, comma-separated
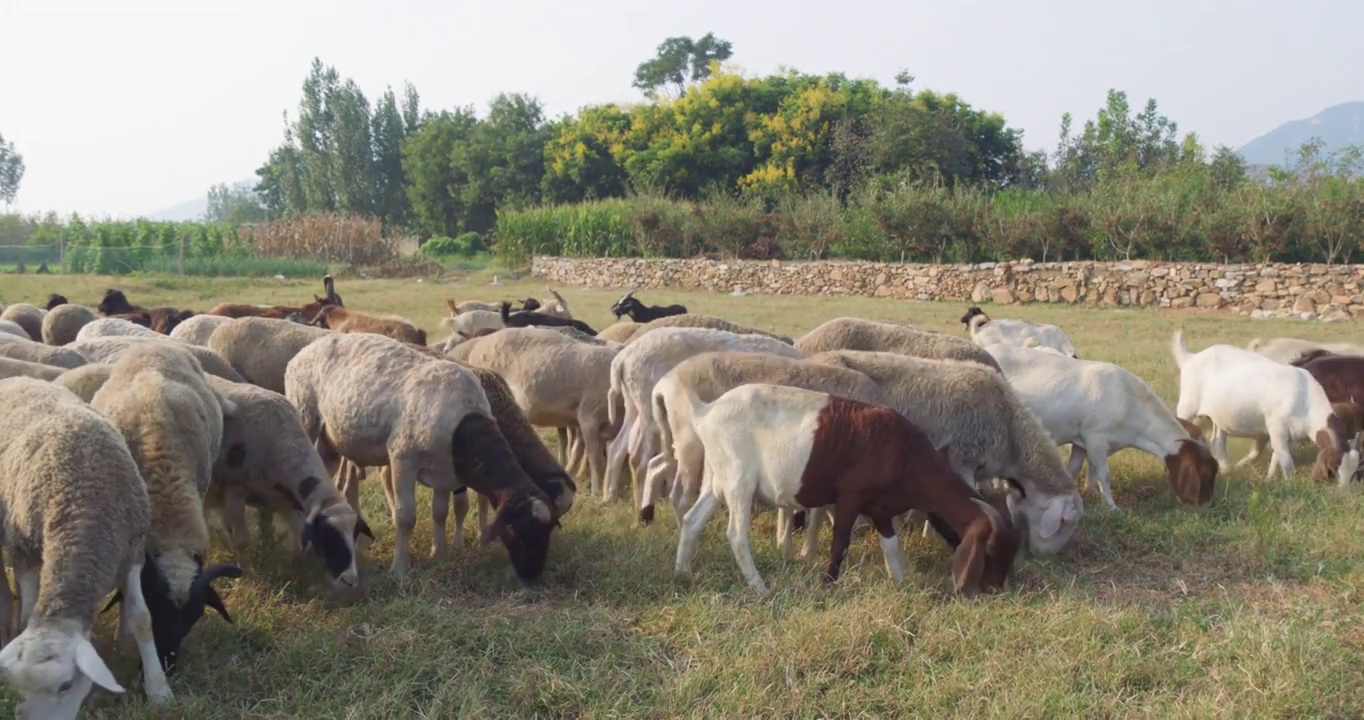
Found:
1172,328 -> 1360,487
499,302 -> 598,336
207,275 -> 343,323
96,289 -> 196,335
1289,349 -> 1364,465
310,305 -> 426,346
610,283 -> 688,323
674,382 -> 1020,596
960,306 -> 1079,358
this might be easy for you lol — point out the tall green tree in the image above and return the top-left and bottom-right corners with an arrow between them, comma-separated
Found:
401,108 -> 478,237
206,181 -> 268,225
0,133 -> 25,208
632,33 -> 734,98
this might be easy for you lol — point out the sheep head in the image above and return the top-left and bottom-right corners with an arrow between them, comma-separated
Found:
128,554 -> 241,674
481,492 -> 558,582
301,499 -> 374,589
951,497 -> 1019,598
1008,490 -> 1083,556
0,623 -> 124,719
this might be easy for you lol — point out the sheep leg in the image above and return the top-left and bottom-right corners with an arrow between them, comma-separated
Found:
477,493 -> 492,534
222,488 -> 251,549
723,485 -> 768,595
873,517 -> 906,584
430,487 -> 450,557
824,503 -> 862,586
629,429 -> 658,512
582,417 -> 611,502
674,492 -> 719,577
388,458 -> 419,579
567,431 -> 588,479
15,567 -> 37,630
642,453 -> 676,518
556,427 -> 570,465
122,563 -> 173,703
603,414 -> 636,500
670,438 -> 705,519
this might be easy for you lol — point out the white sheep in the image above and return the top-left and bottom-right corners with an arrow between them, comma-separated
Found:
0,377 -> 172,714
604,327 -> 804,506
0,333 -> 88,369
0,318 -> 27,339
1171,328 -> 1360,486
169,314 -> 237,346
40,304 -> 99,346
69,335 -> 245,382
208,316 -> 330,393
285,332 -> 564,580
960,306 -> 1080,358
0,303 -> 45,341
983,342 -> 1219,509
74,316 -> 161,342
0,356 -> 65,381
90,342 -> 242,673
795,317 -> 1002,370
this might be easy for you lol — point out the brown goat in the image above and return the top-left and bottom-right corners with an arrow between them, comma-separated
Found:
96,288 -> 195,334
207,274 -> 343,322
310,305 -> 426,345
675,382 -> 1020,596
1291,349 -> 1364,460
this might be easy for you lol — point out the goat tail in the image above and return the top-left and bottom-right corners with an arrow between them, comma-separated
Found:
1170,327 -> 1192,368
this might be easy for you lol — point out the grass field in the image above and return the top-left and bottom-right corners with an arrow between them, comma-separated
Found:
3,272 -> 1364,718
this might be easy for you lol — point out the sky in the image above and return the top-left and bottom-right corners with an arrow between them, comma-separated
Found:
2,0 -> 1361,218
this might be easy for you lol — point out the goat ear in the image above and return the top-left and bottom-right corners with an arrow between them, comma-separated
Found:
74,635 -> 124,694
1177,417 -> 1204,441
1038,499 -> 1064,538
950,523 -> 987,599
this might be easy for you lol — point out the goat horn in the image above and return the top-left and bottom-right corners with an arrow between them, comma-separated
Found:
614,282 -> 641,305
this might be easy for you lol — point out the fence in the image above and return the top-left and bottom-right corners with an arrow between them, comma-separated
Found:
0,243 -> 61,269
0,240 -> 328,278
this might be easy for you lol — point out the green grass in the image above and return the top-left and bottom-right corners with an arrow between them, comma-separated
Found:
3,274 -> 1364,718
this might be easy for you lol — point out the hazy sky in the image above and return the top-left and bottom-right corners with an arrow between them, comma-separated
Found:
3,0 -> 1360,218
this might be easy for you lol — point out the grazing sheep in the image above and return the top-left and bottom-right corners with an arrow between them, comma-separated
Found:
310,304 -> 426,345
0,378 -> 172,714
610,284 -> 688,322
285,332 -> 564,579
75,316 -> 162,342
207,317 -> 330,392
451,328 -> 618,498
0,334 -> 89,369
1247,336 -> 1364,364
984,343 -> 1218,508
0,318 -> 29,339
1171,329 -> 1360,487
208,275 -> 343,322
43,293 -> 69,310
0,356 -> 65,381
51,364 -> 113,403
69,336 -> 244,383
203,376 -> 373,588
1,303 -> 45,341
168,314 -> 237,346
612,313 -> 795,345
40,303 -> 99,346
499,301 -> 598,336
597,322 -> 644,344
796,317 -> 1002,371
605,327 -> 804,506
642,351 -> 886,526
809,350 -> 1084,555
89,343 -> 241,674
674,382 -> 1021,596
960,307 -> 1080,358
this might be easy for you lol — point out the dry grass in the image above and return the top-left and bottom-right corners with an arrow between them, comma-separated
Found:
3,273 -> 1364,718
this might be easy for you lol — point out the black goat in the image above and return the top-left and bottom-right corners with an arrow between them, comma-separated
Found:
500,302 -> 598,336
609,285 -> 687,322
44,293 -> 70,310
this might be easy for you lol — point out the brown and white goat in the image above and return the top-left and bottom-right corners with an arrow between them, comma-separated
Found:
1290,349 -> 1364,461
674,382 -> 1020,596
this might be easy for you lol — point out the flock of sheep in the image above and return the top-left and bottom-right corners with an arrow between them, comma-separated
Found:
1,275 -> 1363,718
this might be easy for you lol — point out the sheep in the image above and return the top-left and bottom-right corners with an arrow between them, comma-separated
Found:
450,327 -> 619,499
207,317 -> 330,392
440,301 -> 504,350
206,274 -> 343,323
641,351 -> 887,527
51,364 -> 112,403
499,301 -> 598,336
1247,336 -> 1364,365
1,303 -> 45,340
69,336 -> 244,383
89,343 -> 242,674
598,321 -> 644,344
1171,328 -> 1360,488
0,378 -> 172,714
310,304 -> 426,346
673,382 -> 1021,596
610,283 -> 688,322
808,350 -> 1084,555
796,317 -> 1002,371
43,293 -> 69,310
284,332 -> 564,579
75,316 -> 162,342
40,303 -> 99,346
960,306 -> 1080,358
168,314 -> 237,346
0,356 -> 65,381
609,313 -> 795,345
984,342 -> 1218,508
0,318 -> 31,339
0,334 -> 89,369
604,327 -> 804,506
202,376 -> 373,587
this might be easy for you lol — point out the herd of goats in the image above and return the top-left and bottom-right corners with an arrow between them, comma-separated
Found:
1,274 -> 1363,717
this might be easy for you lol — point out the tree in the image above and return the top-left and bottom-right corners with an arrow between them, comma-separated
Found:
632,33 -> 733,98
0,133 -> 25,208
1208,145 -> 1247,191
401,108 -> 478,237
205,181 -> 268,225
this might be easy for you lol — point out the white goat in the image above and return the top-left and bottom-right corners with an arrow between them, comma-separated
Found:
961,306 -> 1079,358
984,343 -> 1218,509
1171,328 -> 1360,486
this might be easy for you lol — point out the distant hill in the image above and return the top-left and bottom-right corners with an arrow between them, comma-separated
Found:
145,196 -> 208,222
1238,101 -> 1364,166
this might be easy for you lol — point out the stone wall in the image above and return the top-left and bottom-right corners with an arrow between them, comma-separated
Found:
531,256 -> 1364,321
